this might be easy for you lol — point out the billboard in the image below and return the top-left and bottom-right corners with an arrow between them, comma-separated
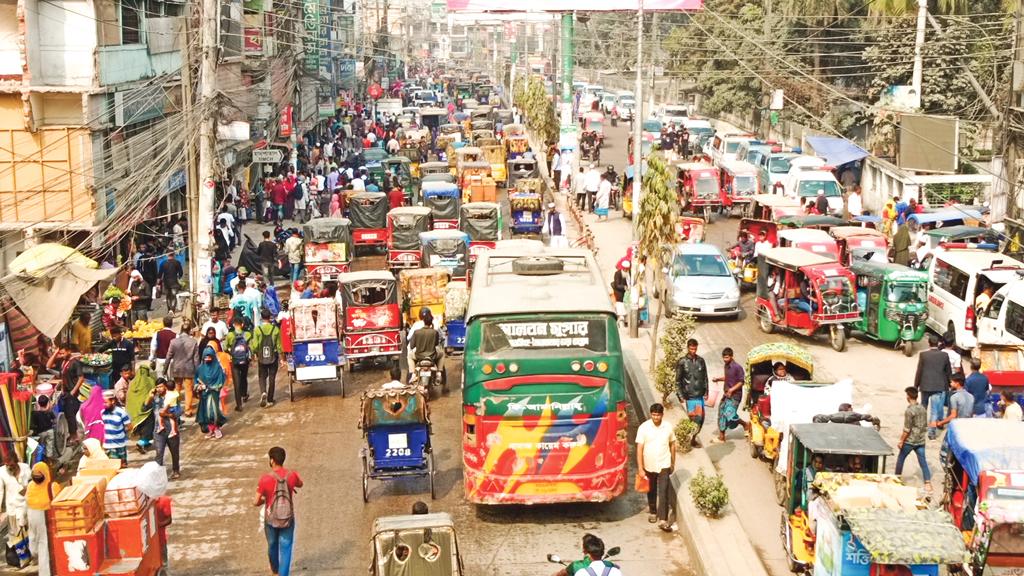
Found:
898,114 -> 959,174
446,0 -> 701,9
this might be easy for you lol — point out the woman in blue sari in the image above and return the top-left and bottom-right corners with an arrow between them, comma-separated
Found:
194,346 -> 227,439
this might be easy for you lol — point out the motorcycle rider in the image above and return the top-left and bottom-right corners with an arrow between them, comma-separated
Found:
552,533 -> 623,576
410,315 -> 442,379
730,231 -> 755,267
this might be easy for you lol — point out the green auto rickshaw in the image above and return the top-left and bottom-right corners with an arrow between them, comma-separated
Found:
849,260 -> 929,357
383,156 -> 418,204
363,148 -> 389,182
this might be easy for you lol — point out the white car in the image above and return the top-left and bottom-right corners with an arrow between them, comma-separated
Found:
617,98 -> 636,121
787,169 -> 844,214
600,93 -> 618,114
660,105 -> 689,127
662,243 -> 741,318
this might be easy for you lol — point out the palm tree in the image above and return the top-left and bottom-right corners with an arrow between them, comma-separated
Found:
867,0 -> 971,15
635,152 -> 679,371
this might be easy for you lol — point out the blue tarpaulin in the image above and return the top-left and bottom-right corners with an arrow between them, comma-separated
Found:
805,136 -> 870,167
945,419 -> 1024,485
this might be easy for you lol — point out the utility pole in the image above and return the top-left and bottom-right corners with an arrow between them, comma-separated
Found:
182,2 -> 199,312
649,11 -> 658,114
560,14 -> 573,122
195,0 -> 219,311
1004,0 -> 1024,220
911,0 -> 927,100
629,1 -> 643,338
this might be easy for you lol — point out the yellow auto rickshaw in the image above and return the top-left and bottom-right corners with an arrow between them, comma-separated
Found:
454,146 -> 483,177
396,146 -> 421,178
743,342 -> 815,461
458,161 -> 493,203
480,143 -> 506,186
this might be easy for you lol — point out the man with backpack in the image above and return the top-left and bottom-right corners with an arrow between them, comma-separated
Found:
253,446 -> 302,576
225,317 -> 253,411
252,309 -> 283,407
552,533 -> 622,576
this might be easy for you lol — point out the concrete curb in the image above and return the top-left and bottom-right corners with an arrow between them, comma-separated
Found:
624,348 -> 770,576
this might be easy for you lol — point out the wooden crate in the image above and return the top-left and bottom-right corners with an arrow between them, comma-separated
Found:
77,458 -> 122,483
51,483 -> 103,537
105,501 -> 156,560
105,485 -> 149,519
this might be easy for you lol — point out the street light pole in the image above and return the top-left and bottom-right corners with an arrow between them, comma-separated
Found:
195,0 -> 219,311
629,0 -> 644,338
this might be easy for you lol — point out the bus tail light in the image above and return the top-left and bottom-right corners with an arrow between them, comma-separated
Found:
583,360 -> 595,371
965,305 -> 975,332
570,361 -> 581,372
495,363 -> 507,374
482,364 -> 493,374
597,361 -> 608,372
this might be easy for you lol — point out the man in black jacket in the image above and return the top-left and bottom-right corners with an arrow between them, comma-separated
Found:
675,338 -> 709,447
914,334 -> 951,440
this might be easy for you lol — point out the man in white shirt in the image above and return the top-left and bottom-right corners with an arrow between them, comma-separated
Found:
351,173 -> 366,191
201,309 -> 230,342
583,164 -> 602,212
753,229 -> 774,258
387,138 -> 400,154
550,149 -> 561,190
0,451 -> 30,547
381,366 -> 406,390
636,403 -> 676,532
846,188 -> 862,218
323,140 -> 334,159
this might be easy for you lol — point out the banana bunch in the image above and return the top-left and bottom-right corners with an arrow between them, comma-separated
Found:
124,319 -> 163,339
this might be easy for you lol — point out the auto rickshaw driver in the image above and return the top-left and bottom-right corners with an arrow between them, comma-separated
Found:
730,231 -> 755,266
790,277 -> 814,314
801,454 -> 826,510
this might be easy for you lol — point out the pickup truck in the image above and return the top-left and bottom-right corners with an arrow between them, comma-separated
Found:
975,278 -> 1024,411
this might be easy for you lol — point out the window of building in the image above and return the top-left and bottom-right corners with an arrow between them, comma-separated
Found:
121,0 -> 142,44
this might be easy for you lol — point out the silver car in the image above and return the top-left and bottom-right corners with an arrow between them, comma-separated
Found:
663,243 -> 741,318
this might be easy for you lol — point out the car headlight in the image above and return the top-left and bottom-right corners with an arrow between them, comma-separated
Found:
726,285 -> 741,299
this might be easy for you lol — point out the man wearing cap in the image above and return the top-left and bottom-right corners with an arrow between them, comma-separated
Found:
101,389 -> 132,467
544,203 -> 567,248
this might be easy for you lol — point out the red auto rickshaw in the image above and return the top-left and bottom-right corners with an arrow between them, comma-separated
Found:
677,162 -> 722,221
348,192 -> 390,248
387,206 -> 433,271
830,226 -> 889,266
335,271 -> 402,369
460,202 -> 501,263
720,159 -> 760,218
756,247 -> 860,351
777,228 -> 840,261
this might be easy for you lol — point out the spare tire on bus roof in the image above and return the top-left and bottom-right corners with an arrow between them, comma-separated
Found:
512,256 -> 564,276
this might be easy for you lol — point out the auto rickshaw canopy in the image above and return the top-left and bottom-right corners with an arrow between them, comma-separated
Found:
946,419 -> 1024,485
829,226 -> 886,241
790,423 -> 892,457
744,342 -> 814,379
303,218 -> 352,244
760,246 -> 836,270
778,214 -> 849,229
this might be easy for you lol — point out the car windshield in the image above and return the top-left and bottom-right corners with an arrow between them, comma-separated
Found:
725,142 -> 743,153
769,157 -> 792,174
796,180 -> 842,198
673,253 -> 731,277
887,282 -> 926,304
643,121 -> 662,132
734,176 -> 757,193
694,177 -> 718,197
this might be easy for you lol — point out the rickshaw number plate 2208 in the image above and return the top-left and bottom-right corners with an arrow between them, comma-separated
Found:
388,434 -> 408,450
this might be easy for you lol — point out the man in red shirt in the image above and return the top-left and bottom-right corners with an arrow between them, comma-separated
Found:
270,178 -> 287,224
388,185 -> 405,210
254,446 -> 302,576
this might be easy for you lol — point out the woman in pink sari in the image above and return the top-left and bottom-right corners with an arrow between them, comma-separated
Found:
78,385 -> 107,443
329,193 -> 342,217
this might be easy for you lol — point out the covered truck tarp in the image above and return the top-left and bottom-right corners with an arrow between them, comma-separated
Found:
843,508 -> 966,565
420,231 -> 469,278
945,419 -> 1024,485
348,192 -> 389,229
2,243 -> 117,339
805,136 -> 870,167
459,203 -> 500,242
389,207 -> 433,250
303,218 -> 352,244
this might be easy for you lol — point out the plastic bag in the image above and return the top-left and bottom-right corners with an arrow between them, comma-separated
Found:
135,461 -> 169,499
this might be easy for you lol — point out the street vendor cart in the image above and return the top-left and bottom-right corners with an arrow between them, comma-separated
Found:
288,297 -> 344,400
303,218 -> 353,281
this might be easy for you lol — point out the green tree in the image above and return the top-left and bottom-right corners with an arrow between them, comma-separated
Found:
513,76 -> 558,145
636,152 -> 680,371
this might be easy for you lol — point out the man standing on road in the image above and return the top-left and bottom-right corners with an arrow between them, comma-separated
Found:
965,358 -> 992,417
713,347 -> 749,443
894,387 -> 932,492
636,403 -> 676,533
932,374 -> 973,429
225,317 -> 253,411
252,309 -> 283,408
544,203 -> 567,248
148,316 -> 176,379
158,250 -> 183,312
101,327 -> 136,385
675,339 -> 709,447
914,334 -> 952,440
257,231 -> 278,286
284,229 -> 304,283
583,164 -> 602,213
254,447 -> 303,576
550,148 -> 561,192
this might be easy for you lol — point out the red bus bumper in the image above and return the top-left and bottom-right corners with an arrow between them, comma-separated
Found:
462,466 -> 626,505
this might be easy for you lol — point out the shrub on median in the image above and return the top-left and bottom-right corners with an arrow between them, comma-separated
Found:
689,468 -> 730,518
674,419 -> 699,452
653,313 -> 697,405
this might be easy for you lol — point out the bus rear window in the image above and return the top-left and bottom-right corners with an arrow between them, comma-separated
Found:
480,319 -> 607,353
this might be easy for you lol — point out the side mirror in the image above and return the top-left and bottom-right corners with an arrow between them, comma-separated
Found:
606,547 -> 621,557
547,554 -> 561,564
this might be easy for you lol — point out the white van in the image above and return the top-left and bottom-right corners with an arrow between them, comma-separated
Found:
926,248 -> 1024,349
977,279 -> 1024,346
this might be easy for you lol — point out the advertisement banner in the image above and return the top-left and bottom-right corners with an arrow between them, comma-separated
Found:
243,19 -> 263,54
302,0 -> 320,73
279,105 -> 293,137
446,0 -> 701,9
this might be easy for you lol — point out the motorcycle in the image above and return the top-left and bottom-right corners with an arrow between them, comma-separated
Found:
547,546 -> 621,571
414,358 -> 448,397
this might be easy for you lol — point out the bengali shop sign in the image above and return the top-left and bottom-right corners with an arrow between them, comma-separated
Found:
302,0 -> 320,73
446,0 -> 701,10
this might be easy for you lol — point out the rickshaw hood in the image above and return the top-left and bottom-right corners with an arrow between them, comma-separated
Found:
946,419 -> 1024,485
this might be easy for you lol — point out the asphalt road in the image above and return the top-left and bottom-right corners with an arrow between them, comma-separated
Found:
162,204 -> 693,573
592,119 -> 941,576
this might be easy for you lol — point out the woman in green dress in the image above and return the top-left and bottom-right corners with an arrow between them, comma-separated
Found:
126,364 -> 157,452
194,346 -> 227,439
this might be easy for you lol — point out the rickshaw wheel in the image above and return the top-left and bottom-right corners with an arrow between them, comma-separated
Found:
441,366 -> 448,395
361,453 -> 370,503
773,469 -> 788,507
758,306 -> 775,334
702,206 -> 712,223
901,339 -> 914,357
428,451 -> 437,500
829,325 -> 847,352
780,513 -> 800,573
749,438 -> 760,459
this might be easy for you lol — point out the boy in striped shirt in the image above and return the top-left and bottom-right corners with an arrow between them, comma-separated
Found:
102,389 -> 132,467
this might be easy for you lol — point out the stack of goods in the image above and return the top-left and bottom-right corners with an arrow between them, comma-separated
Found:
467,176 -> 497,203
516,178 -> 544,194
52,463 -> 170,575
444,282 -> 469,321
0,373 -> 31,462
291,298 -> 339,341
123,319 -> 162,340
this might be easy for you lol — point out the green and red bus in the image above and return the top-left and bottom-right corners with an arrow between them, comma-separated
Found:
462,248 -> 627,505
